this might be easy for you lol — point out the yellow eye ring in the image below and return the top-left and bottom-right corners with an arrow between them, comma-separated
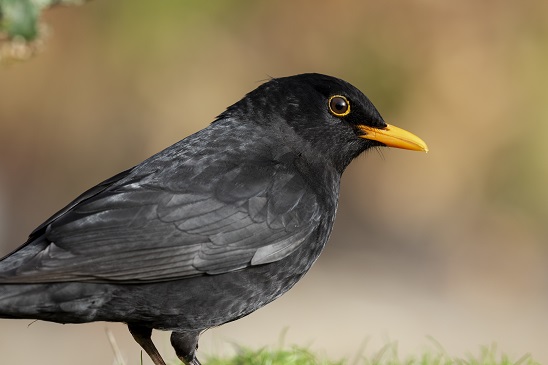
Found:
328,95 -> 351,117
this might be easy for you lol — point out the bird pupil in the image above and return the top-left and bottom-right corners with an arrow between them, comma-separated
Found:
333,98 -> 346,111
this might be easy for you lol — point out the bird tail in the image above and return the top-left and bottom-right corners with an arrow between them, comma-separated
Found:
0,282 -> 109,323
0,234 -> 107,323
0,284 -> 49,319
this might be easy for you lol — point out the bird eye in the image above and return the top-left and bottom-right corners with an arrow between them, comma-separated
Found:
328,95 -> 350,117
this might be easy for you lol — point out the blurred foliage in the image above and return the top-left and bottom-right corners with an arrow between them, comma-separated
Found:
0,0 -> 87,61
0,0 -> 88,40
0,0 -> 40,41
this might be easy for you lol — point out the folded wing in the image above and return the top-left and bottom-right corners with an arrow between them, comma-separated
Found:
0,160 -> 321,283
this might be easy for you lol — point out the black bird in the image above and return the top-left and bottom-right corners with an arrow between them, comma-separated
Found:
0,73 -> 427,365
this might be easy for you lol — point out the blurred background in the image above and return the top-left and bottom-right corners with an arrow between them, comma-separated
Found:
1,0 -> 547,364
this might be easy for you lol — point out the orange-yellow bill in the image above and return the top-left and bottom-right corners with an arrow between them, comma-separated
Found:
357,124 -> 428,152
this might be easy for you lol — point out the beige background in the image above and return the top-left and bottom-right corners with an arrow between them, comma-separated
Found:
1,1 -> 547,364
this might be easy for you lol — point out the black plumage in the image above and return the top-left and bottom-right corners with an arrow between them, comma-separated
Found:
0,73 -> 427,365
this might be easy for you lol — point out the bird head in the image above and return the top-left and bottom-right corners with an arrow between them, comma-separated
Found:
219,73 -> 428,173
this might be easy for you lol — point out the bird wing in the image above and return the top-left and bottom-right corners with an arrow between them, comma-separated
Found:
0,159 -> 322,283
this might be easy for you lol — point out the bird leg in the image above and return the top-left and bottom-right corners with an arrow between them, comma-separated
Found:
170,330 -> 202,365
128,323 -> 166,365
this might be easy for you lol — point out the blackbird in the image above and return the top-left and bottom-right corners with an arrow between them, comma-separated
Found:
0,73 -> 427,365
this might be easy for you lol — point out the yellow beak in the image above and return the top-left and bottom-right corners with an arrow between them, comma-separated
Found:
357,124 -> 429,152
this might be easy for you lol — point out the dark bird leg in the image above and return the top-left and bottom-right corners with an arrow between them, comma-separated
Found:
171,330 -> 201,365
128,323 -> 166,365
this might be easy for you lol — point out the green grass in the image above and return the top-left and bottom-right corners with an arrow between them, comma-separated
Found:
192,343 -> 541,365
204,346 -> 342,365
